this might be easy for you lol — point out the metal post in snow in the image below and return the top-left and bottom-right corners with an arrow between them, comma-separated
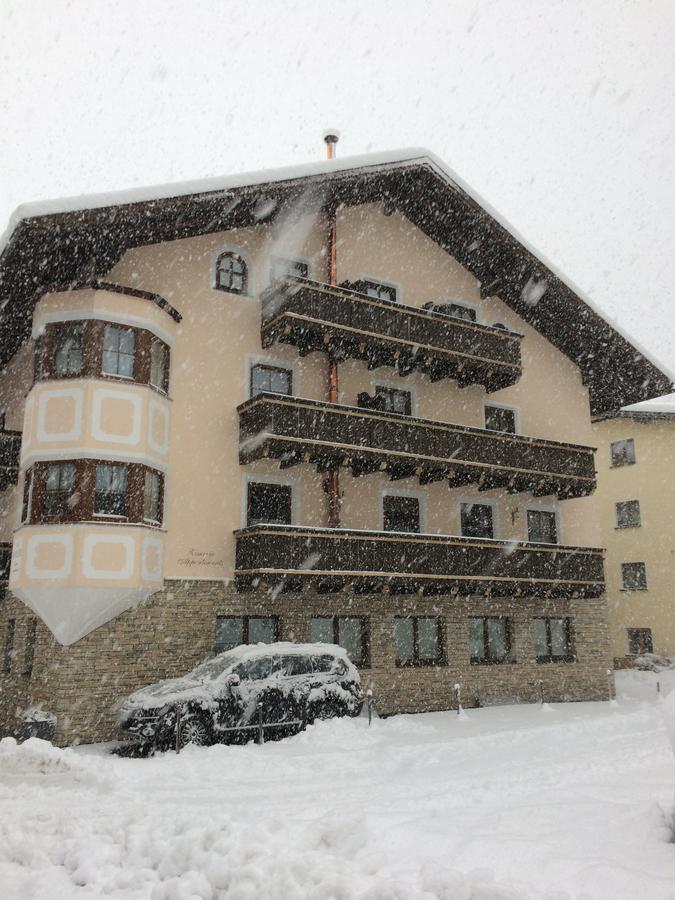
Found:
175,706 -> 181,754
538,679 -> 545,705
257,701 -> 264,745
366,688 -> 373,726
607,667 -> 614,701
454,683 -> 461,715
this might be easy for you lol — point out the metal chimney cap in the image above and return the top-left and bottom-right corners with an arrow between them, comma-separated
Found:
323,129 -> 341,145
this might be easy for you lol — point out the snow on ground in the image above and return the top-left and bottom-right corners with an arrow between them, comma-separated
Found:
1,676 -> 674,900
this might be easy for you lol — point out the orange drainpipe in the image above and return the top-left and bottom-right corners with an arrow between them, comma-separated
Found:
324,131 -> 340,527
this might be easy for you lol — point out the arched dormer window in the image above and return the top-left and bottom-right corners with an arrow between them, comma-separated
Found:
215,252 -> 248,295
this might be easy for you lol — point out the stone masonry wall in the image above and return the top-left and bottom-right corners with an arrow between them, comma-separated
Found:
0,582 -> 613,746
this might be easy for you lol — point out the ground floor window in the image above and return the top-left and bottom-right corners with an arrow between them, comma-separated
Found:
310,616 -> 368,666
214,615 -> 279,654
469,616 -> 512,664
532,617 -> 574,662
395,616 -> 443,666
627,628 -> 653,655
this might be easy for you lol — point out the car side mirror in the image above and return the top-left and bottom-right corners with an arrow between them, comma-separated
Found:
229,674 -> 241,687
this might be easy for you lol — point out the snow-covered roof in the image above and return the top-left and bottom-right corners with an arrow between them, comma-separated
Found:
1,147 -> 672,414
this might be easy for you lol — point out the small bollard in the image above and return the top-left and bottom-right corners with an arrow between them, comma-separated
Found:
537,679 -> 545,705
366,688 -> 373,726
175,705 -> 182,754
257,700 -> 264,745
453,682 -> 462,715
657,680 -> 661,697
606,668 -> 614,702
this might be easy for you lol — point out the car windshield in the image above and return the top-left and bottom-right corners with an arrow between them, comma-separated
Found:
191,652 -> 239,681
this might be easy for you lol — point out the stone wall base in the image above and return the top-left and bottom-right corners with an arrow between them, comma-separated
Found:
0,581 -> 613,746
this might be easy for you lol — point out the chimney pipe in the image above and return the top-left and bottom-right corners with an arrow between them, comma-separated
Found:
323,129 -> 340,160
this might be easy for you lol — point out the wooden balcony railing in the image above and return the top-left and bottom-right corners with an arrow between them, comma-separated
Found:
260,276 -> 523,392
238,394 -> 597,499
234,524 -> 605,599
0,430 -> 21,492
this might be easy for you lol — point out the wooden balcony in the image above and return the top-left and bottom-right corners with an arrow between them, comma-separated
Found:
0,430 -> 21,491
238,394 -> 597,499
234,524 -> 605,599
260,276 -> 523,391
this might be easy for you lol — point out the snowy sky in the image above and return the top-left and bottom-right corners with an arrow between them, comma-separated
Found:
1,0 -> 673,375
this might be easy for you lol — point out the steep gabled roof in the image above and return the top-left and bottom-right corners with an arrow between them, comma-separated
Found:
0,149 -> 671,415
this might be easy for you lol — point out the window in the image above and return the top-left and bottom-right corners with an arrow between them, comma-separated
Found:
149,339 -> 169,392
271,257 -> 309,282
484,405 -> 517,434
469,617 -> 512,664
627,628 -> 653,656
23,618 -> 37,677
143,470 -> 163,524
250,364 -> 292,398
246,481 -> 292,526
215,252 -> 248,294
362,280 -> 397,303
4,618 -> 14,673
53,322 -> 84,376
461,502 -> 494,539
442,302 -> 476,322
102,325 -> 135,378
383,495 -> 420,533
21,468 -> 33,523
375,386 -> 412,416
621,562 -> 647,591
44,463 -> 76,517
527,509 -> 558,544
532,617 -> 574,662
214,615 -> 279,654
395,617 -> 443,666
615,500 -> 641,528
610,438 -> 635,467
94,464 -> 128,517
310,616 -> 368,666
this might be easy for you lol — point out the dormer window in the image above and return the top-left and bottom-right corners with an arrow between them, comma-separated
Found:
216,252 -> 248,295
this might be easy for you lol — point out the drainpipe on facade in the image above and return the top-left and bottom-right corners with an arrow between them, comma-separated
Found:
324,130 -> 341,528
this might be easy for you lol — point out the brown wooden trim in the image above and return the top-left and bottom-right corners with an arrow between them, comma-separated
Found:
26,459 -> 164,527
35,320 -> 170,394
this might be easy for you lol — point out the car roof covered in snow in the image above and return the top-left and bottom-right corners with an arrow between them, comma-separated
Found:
213,641 -> 352,664
0,147 -> 671,415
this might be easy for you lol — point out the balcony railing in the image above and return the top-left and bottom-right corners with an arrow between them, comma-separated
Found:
234,524 -> 605,599
260,277 -> 523,392
238,394 -> 597,499
0,430 -> 21,491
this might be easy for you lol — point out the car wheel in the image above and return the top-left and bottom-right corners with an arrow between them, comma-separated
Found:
178,714 -> 210,747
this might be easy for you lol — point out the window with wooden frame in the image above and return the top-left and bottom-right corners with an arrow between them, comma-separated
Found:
484,405 -> 517,434
271,257 -> 309,283
143,470 -> 163,524
44,463 -> 76,518
375,385 -> 412,416
21,468 -> 33,523
621,562 -> 647,591
102,325 -> 135,378
461,502 -> 494,539
395,616 -> 444,666
149,338 -> 170,393
627,628 -> 653,656
214,615 -> 279,654
527,509 -> 558,544
532,617 -> 574,663
361,280 -> 397,303
310,616 -> 369,666
610,438 -> 635,467
94,464 -> 129,517
53,322 -> 84,377
383,495 -> 420,533
246,481 -> 292,526
250,364 -> 293,398
469,616 -> 513,664
215,252 -> 248,294
615,500 -> 641,528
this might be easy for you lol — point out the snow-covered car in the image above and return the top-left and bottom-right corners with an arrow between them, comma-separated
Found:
118,642 -> 363,748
